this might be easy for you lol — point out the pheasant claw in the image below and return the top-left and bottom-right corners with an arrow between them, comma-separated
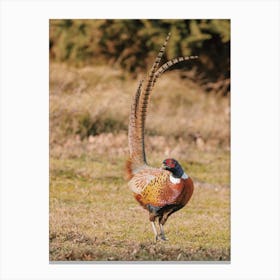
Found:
159,233 -> 169,241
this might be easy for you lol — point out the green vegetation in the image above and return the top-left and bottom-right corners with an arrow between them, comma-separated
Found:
50,19 -> 230,95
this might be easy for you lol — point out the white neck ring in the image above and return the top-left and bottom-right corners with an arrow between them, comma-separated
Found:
170,172 -> 188,184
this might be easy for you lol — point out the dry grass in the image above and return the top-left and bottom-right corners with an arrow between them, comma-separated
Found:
50,63 -> 230,146
49,154 -> 230,261
49,63 -> 230,261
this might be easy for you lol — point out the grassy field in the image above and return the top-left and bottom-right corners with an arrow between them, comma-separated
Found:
49,63 -> 230,261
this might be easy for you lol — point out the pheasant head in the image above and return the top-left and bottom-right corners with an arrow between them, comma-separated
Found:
162,158 -> 184,178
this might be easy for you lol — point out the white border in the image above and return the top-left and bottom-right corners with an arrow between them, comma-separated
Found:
1,0 -> 279,279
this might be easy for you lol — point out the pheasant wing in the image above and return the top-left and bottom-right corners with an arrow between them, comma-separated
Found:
128,168 -> 163,194
129,169 -> 177,207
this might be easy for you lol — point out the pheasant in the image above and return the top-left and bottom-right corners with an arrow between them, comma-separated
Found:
126,33 -> 197,242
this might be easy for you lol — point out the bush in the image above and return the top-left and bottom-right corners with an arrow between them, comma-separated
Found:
50,19 -> 230,95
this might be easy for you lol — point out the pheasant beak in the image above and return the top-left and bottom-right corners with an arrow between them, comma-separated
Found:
161,163 -> 168,170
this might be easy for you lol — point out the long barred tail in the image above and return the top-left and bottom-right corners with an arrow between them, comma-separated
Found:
153,56 -> 199,87
127,33 -> 198,176
128,33 -> 171,173
139,33 -> 171,131
128,80 -> 145,164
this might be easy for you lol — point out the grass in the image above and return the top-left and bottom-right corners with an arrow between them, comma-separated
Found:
49,155 -> 230,261
49,63 -> 230,261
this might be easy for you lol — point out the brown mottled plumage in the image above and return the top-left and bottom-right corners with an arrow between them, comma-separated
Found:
127,33 -> 197,241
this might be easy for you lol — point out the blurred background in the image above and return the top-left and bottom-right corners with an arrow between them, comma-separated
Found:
50,19 -> 230,95
49,19 -> 230,261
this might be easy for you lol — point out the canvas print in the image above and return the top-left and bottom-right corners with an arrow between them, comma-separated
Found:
49,19 -> 230,261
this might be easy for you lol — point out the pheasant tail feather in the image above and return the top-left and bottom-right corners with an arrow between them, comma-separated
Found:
127,33 -> 198,177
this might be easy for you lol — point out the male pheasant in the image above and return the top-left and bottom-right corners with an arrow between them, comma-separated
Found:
126,33 -> 197,241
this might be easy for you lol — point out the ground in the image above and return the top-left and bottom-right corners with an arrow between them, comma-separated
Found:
49,63 -> 230,261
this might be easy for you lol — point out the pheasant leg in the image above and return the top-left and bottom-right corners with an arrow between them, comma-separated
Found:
159,223 -> 168,241
151,221 -> 160,242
